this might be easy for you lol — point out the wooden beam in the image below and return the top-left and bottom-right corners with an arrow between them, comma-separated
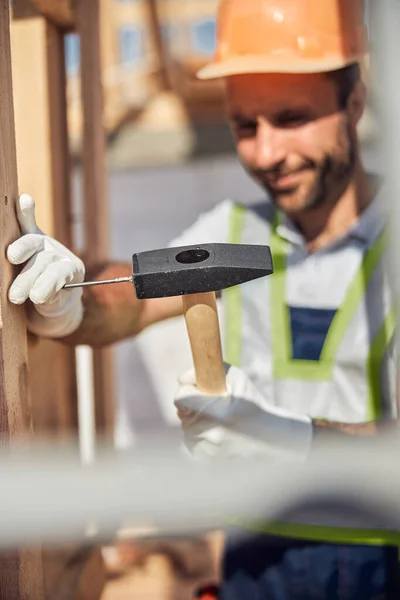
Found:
145,0 -> 171,91
10,6 -> 106,599
77,0 -> 109,263
13,0 -> 76,30
77,0 -> 115,437
11,1 -> 78,464
0,1 -> 45,597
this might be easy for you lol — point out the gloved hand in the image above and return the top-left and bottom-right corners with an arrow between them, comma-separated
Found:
174,365 -> 313,462
7,194 -> 85,338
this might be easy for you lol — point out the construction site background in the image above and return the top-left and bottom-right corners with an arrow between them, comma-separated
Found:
66,0 -> 378,164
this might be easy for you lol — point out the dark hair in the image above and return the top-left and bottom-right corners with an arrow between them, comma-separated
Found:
327,63 -> 361,108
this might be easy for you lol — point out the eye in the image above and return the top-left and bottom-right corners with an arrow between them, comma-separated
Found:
275,110 -> 313,128
232,119 -> 257,137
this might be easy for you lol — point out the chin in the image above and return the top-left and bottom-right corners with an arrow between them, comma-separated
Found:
271,182 -> 323,215
272,192 -> 310,215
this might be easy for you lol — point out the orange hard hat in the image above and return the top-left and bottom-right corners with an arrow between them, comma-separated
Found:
197,0 -> 368,80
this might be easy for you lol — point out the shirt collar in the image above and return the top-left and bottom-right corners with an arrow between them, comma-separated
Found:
275,183 -> 386,249
347,184 -> 386,243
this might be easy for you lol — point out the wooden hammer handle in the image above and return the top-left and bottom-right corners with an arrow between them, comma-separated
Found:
182,292 -> 227,394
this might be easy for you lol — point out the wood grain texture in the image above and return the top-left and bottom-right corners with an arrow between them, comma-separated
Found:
77,0 -> 109,265
0,1 -> 44,597
10,8 -> 105,600
11,1 -> 79,456
182,292 -> 227,394
77,0 -> 115,437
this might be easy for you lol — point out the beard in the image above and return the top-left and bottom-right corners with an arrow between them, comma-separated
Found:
249,119 -> 357,215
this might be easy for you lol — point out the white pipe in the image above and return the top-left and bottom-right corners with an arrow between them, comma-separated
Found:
76,346 -> 96,464
0,434 -> 399,547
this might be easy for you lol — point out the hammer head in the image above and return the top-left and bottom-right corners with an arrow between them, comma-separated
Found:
132,243 -> 273,299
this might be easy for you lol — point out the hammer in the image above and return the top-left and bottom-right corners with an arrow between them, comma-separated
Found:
65,243 -> 273,394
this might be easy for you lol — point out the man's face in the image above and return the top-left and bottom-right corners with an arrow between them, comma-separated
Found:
227,72 -> 363,215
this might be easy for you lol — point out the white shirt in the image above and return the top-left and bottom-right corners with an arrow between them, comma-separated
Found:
170,189 -> 397,423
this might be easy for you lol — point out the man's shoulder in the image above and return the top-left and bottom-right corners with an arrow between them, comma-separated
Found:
204,197 -> 275,227
244,199 -> 275,225
170,198 -> 274,247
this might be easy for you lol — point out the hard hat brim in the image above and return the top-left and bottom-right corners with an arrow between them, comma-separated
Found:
197,55 -> 367,80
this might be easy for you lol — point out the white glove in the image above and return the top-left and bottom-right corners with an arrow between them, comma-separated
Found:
7,194 -> 85,338
174,365 -> 313,463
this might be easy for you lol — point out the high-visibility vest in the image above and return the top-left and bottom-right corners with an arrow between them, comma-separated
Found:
224,203 -> 398,545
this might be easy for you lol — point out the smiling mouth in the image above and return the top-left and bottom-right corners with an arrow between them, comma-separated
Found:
267,168 -> 311,190
275,172 -> 303,187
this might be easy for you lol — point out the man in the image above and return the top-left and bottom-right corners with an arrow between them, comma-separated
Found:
7,0 -> 399,597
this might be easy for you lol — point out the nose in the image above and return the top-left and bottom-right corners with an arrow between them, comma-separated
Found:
254,118 -> 287,171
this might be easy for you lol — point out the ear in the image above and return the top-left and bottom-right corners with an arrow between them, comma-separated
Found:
347,80 -> 367,125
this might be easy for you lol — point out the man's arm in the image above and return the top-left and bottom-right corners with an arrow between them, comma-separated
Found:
7,195 -> 182,344
312,419 -> 380,438
7,195 -> 230,346
61,261 -> 184,347
313,350 -> 399,439
61,202 -> 235,347
312,361 -> 400,439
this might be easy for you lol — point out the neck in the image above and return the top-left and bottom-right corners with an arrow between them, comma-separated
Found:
292,163 -> 375,252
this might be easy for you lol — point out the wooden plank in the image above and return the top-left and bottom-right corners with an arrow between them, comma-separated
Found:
77,0 -> 115,438
11,1 -> 78,455
145,0 -> 171,91
0,1 -> 45,597
10,8 -> 106,600
13,0 -> 76,30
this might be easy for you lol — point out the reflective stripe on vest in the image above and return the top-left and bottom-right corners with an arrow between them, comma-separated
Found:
228,518 -> 400,546
226,203 -> 395,420
270,211 -> 395,421
225,203 -> 397,545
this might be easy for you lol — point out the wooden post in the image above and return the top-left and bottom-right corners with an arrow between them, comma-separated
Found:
9,1 -> 106,598
76,0 -> 115,437
0,1 -> 45,597
145,0 -> 171,91
11,0 -> 79,437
